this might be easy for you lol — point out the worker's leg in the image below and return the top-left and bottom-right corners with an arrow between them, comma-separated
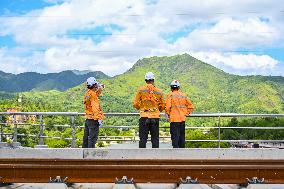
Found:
88,120 -> 99,148
170,122 -> 179,148
139,117 -> 149,148
150,118 -> 159,148
82,119 -> 90,148
178,121 -> 186,148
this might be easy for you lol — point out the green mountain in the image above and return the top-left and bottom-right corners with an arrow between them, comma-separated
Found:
2,54 -> 284,114
0,70 -> 109,92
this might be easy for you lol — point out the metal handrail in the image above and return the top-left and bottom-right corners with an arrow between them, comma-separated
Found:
0,112 -> 284,148
1,112 -> 284,117
1,123 -> 284,130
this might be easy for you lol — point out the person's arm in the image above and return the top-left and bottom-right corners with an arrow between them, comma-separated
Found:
95,88 -> 102,96
95,83 -> 105,96
185,97 -> 194,115
133,90 -> 141,110
165,95 -> 171,115
158,91 -> 165,112
90,93 -> 100,115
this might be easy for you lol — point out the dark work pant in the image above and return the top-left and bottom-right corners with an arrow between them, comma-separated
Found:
170,121 -> 185,148
139,117 -> 159,148
82,119 -> 99,148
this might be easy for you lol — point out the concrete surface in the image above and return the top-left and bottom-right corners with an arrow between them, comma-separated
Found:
135,183 -> 176,189
246,184 -> 284,189
0,142 -> 8,148
0,148 -> 83,159
34,145 -> 48,148
211,184 -> 238,189
177,184 -> 213,189
83,148 -> 284,159
112,184 -> 136,189
71,183 -> 114,189
1,183 -> 68,189
107,142 -> 173,149
1,148 -> 284,159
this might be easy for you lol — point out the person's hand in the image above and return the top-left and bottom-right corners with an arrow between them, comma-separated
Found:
164,114 -> 169,121
98,120 -> 103,127
97,83 -> 105,89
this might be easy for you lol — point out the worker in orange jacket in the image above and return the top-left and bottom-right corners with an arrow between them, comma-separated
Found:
133,72 -> 165,148
83,77 -> 104,148
166,80 -> 194,148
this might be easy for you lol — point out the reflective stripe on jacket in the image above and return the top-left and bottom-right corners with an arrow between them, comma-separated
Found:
165,90 -> 194,122
133,84 -> 165,118
84,89 -> 104,120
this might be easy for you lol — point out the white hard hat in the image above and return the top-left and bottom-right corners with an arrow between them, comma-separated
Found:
86,77 -> 97,86
145,72 -> 155,80
170,80 -> 180,87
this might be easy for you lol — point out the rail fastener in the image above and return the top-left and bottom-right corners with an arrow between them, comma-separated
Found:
179,176 -> 198,184
115,176 -> 134,184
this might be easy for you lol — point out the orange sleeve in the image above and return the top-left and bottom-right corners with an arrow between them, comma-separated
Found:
90,93 -> 100,116
158,92 -> 165,112
185,97 -> 194,115
95,88 -> 102,96
133,90 -> 141,110
165,94 -> 172,115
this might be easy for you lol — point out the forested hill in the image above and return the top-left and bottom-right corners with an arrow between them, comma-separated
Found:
1,54 -> 284,114
0,70 -> 109,92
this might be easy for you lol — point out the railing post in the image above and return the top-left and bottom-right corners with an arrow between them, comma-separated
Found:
0,115 -> 8,148
71,116 -> 76,148
38,115 -> 45,146
0,115 -> 2,143
218,115 -> 221,148
13,115 -> 17,143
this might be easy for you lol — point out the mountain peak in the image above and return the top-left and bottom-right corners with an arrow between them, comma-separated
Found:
128,53 -> 225,76
71,70 -> 92,75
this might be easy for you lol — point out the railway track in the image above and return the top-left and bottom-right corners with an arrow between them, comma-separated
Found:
0,159 -> 284,184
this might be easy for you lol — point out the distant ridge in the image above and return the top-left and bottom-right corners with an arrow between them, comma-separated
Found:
0,70 -> 109,92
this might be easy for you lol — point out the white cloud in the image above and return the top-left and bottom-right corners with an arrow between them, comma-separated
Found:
191,51 -> 281,76
0,0 -> 284,76
173,17 -> 280,51
0,48 -> 43,73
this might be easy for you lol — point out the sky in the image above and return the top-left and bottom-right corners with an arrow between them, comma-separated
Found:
0,0 -> 284,76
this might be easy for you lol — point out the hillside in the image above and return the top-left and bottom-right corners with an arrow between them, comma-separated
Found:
0,70 -> 109,92
1,54 -> 284,114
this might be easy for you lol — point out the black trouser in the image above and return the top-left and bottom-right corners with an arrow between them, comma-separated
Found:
139,117 -> 159,148
82,119 -> 99,148
170,121 -> 185,148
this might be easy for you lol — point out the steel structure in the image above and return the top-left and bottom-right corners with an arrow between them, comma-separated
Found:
0,158 -> 283,184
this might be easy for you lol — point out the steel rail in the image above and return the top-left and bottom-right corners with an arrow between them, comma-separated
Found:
0,159 -> 283,184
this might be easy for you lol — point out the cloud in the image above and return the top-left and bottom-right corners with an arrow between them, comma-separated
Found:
172,17 -> 280,51
191,51 -> 282,76
0,48 -> 43,73
0,0 -> 284,76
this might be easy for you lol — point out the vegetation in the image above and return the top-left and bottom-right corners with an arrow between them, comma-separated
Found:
0,70 -> 109,92
0,54 -> 283,148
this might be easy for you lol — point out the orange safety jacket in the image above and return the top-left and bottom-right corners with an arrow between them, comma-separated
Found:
133,84 -> 165,118
84,88 -> 104,120
165,90 -> 194,122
